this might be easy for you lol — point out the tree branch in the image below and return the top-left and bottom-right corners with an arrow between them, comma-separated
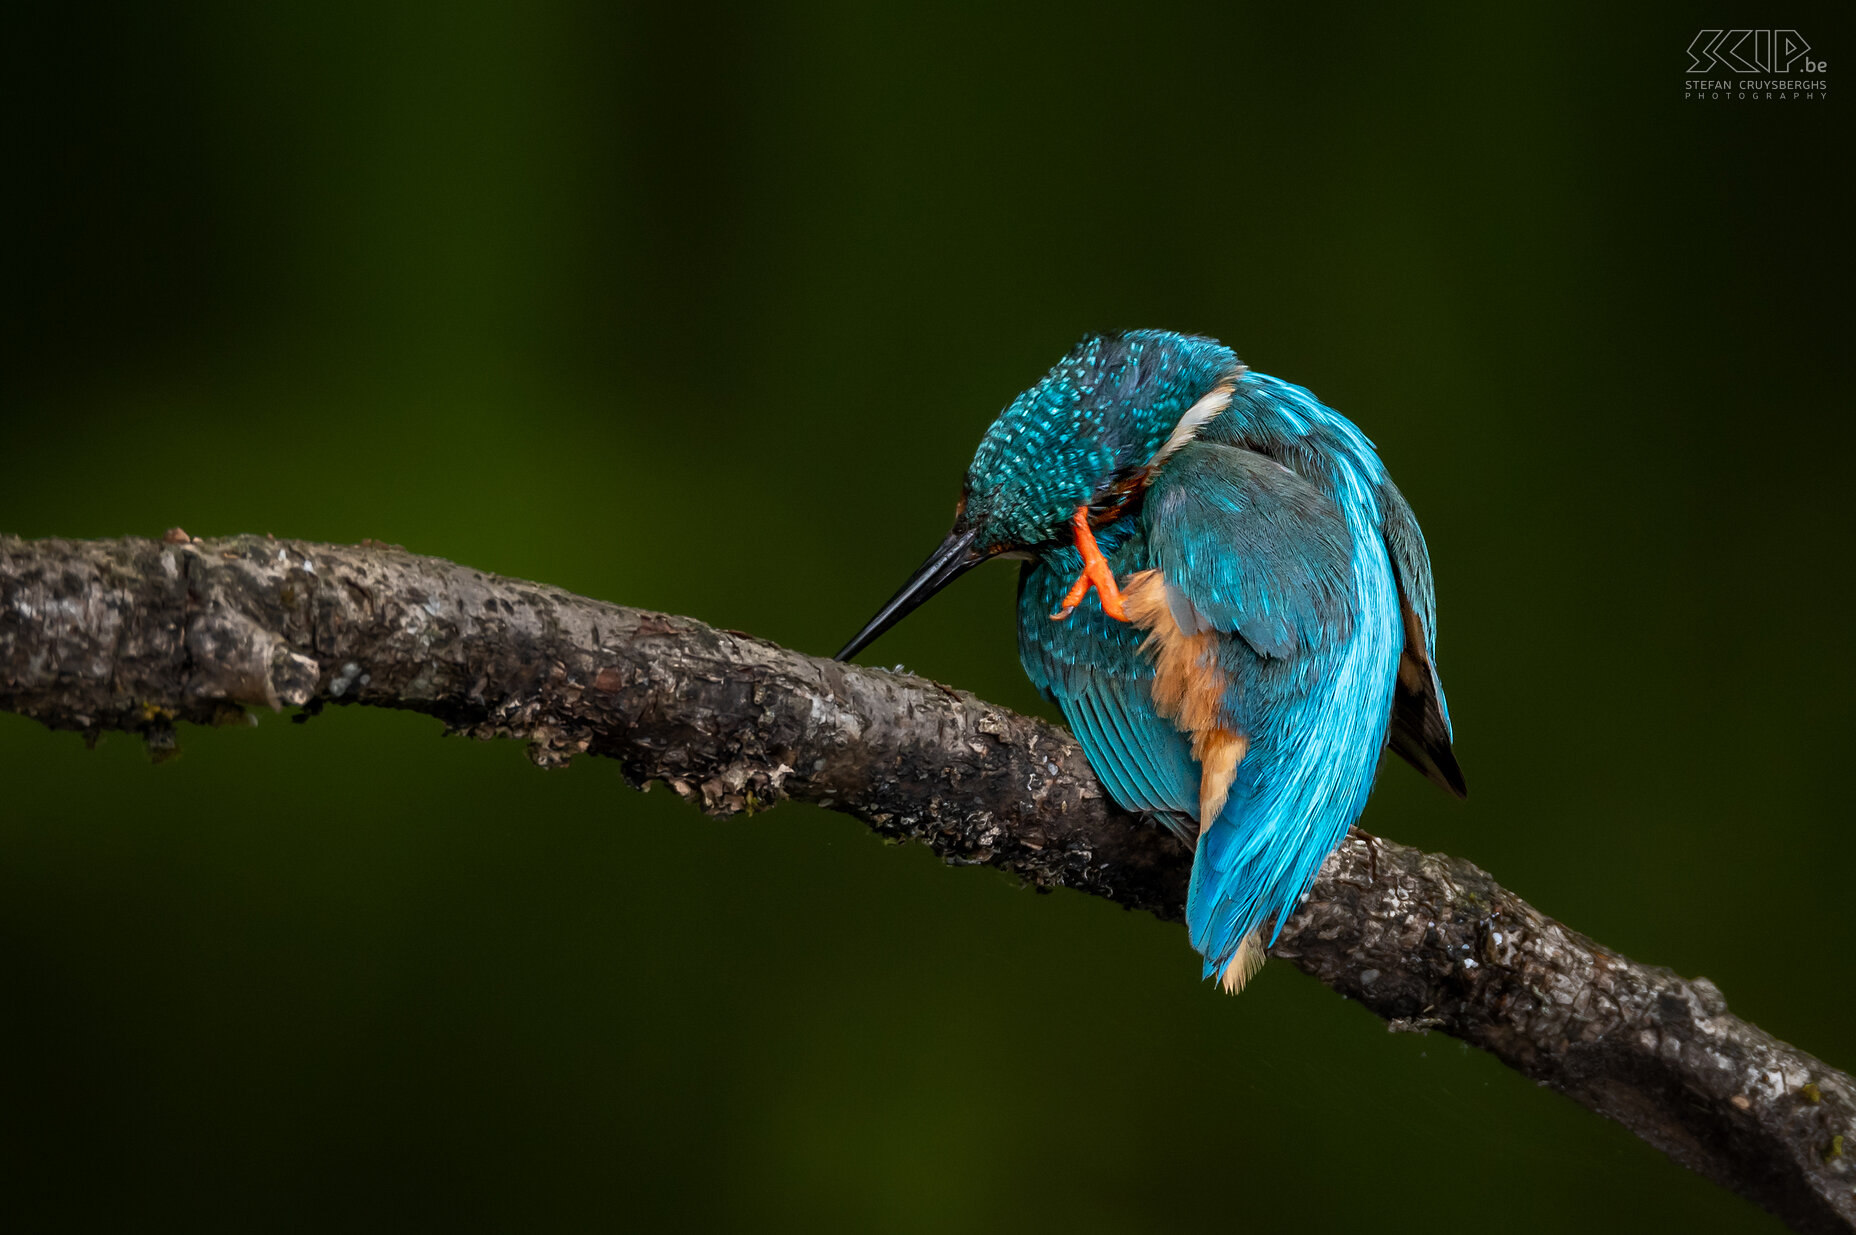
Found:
3,532 -> 1850,1232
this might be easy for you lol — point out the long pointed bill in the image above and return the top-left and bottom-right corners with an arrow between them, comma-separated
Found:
835,525 -> 989,662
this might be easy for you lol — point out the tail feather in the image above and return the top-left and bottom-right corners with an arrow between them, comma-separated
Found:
1218,931 -> 1267,995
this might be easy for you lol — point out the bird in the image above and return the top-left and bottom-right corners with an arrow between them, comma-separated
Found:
835,330 -> 1464,994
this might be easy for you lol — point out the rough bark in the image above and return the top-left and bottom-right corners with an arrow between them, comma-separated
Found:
2,532 -> 1850,1232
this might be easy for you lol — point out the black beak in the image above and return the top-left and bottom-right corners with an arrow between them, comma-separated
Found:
835,525 -> 992,662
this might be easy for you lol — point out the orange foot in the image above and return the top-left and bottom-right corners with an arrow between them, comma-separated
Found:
1050,506 -> 1128,622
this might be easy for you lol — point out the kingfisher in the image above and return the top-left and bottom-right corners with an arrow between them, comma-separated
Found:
836,330 -> 1465,993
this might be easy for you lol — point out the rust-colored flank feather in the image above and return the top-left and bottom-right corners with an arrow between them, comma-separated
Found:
1122,570 -> 1248,834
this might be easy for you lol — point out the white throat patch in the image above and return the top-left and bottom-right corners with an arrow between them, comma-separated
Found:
1151,377 -> 1238,470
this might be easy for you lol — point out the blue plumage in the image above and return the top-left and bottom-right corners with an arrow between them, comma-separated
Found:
838,330 -> 1464,991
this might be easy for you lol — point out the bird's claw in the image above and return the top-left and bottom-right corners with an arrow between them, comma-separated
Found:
1051,506 -> 1128,622
1349,824 -> 1382,884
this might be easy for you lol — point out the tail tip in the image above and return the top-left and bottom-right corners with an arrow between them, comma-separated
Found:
1217,933 -> 1267,995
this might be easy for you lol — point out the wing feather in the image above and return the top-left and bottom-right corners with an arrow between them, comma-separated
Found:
1144,443 -> 1355,662
1378,478 -> 1466,797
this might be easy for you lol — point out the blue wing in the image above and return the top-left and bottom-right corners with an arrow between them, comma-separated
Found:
1143,442 -> 1356,661
1140,442 -> 1377,978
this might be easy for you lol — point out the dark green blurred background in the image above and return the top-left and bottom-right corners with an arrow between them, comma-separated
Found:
5,3 -> 1850,1230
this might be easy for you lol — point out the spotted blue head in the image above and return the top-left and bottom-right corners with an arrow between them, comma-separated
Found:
837,330 -> 1245,660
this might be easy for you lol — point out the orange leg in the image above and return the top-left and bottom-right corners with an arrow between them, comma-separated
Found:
1050,506 -> 1128,622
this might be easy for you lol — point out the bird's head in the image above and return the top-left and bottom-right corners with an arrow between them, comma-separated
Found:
836,330 -> 1244,660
